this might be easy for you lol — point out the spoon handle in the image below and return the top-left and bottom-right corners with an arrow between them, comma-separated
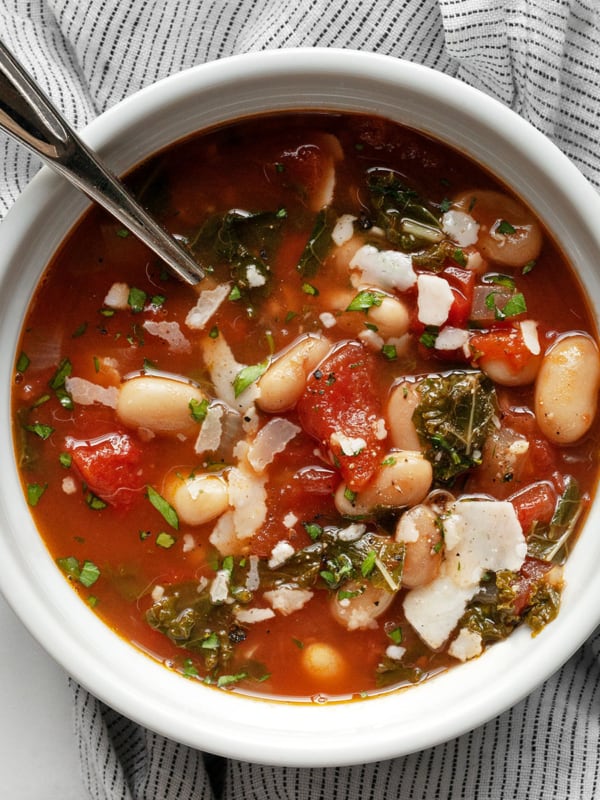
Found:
0,41 -> 204,286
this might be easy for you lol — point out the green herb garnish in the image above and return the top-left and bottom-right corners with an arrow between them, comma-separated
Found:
233,359 -> 269,398
27,482 -> 47,506
128,287 -> 147,313
16,352 -> 30,372
496,219 -> 516,235
346,290 -> 385,312
413,371 -> 496,483
189,397 -> 209,423
25,422 -> 54,440
147,485 -> 179,530
156,532 -> 176,549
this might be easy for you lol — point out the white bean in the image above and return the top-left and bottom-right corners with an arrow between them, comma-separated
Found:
301,642 -> 347,681
478,354 -> 541,387
335,290 -> 410,340
116,375 -> 207,436
330,580 -> 394,630
453,190 -> 542,268
166,473 -> 229,526
257,334 -> 331,413
367,295 -> 410,338
334,450 -> 432,516
395,505 -> 442,588
386,380 -> 422,450
470,324 -> 542,386
534,333 -> 600,444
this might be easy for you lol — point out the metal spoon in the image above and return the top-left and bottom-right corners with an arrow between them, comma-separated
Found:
0,41 -> 205,286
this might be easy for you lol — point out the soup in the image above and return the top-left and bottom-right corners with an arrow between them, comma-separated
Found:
12,112 -> 600,701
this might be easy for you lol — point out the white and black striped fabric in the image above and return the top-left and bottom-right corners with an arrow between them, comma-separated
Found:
3,1 -> 600,797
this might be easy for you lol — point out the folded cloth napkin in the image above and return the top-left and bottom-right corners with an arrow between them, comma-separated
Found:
2,1 -> 600,798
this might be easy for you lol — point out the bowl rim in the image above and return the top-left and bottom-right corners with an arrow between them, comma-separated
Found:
1,46 -> 600,767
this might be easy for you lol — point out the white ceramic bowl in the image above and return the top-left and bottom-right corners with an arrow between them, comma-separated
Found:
1,48 -> 600,767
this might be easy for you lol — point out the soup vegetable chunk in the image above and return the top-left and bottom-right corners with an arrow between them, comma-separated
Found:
12,113 -> 600,700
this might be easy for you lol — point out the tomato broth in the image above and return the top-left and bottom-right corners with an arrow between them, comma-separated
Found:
12,112 -> 600,701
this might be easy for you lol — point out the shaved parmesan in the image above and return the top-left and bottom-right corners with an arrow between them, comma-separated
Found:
308,135 -> 342,211
65,376 -> 118,408
245,555 -> 260,591
268,540 -> 295,569
247,417 -> 301,473
246,263 -> 266,288
332,214 -> 357,246
201,334 -> 260,412
151,585 -> 165,602
185,284 -> 230,330
519,319 -> 540,355
61,476 -> 77,495
396,513 -> 420,543
283,512 -> 298,529
235,607 -> 275,624
448,628 -> 483,662
209,570 -> 230,603
335,523 -> 367,542
373,418 -> 388,440
385,645 -> 406,661
435,326 -> 470,351
142,320 -> 191,352
404,499 -> 527,650
264,587 -> 314,615
404,575 -> 474,650
194,403 -> 224,455
358,328 -> 384,351
442,499 -> 526,588
228,460 -> 267,540
319,311 -> 337,329
417,274 -> 454,326
350,245 -> 416,292
103,282 -> 129,310
209,511 -> 241,556
441,210 -> 479,247
330,431 -> 366,456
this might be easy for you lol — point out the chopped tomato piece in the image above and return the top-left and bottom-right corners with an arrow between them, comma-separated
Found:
293,465 -> 339,495
499,407 -> 560,478
275,135 -> 336,205
66,432 -> 145,508
508,481 -> 558,535
469,328 -> 532,372
442,266 -> 475,328
296,340 -> 385,491
512,556 -> 553,616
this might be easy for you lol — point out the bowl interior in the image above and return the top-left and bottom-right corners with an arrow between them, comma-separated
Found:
1,48 -> 600,766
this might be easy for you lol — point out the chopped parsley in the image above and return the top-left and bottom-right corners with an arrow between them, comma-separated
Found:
147,485 -> 179,530
16,352 -> 30,373
189,397 -> 209,423
346,290 -> 385,312
233,359 -> 269,398
128,286 -> 147,313
156,532 -> 176,549
27,482 -> 47,507
25,422 -> 54,440
57,556 -> 100,588
496,219 -> 516,235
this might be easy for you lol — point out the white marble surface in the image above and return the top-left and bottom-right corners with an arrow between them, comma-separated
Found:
0,591 -> 87,799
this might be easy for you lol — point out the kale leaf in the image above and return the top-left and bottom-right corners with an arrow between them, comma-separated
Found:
146,581 -> 248,672
189,208 -> 286,299
527,476 -> 582,564
366,169 -> 443,252
412,371 -> 497,484
296,206 -> 338,278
